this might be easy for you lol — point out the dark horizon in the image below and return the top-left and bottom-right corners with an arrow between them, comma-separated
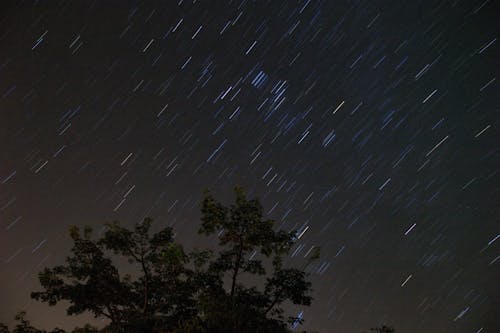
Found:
0,1 -> 498,332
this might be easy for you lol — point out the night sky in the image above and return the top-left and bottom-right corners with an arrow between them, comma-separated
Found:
0,1 -> 498,332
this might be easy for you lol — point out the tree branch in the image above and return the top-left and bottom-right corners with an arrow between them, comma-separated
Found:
139,250 -> 150,314
264,289 -> 283,315
230,235 -> 244,297
122,241 -> 150,314
104,304 -> 118,323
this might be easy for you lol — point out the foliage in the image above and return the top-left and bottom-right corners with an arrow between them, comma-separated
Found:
3,187 -> 317,333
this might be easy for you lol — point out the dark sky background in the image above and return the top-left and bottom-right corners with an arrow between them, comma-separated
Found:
0,1 -> 498,332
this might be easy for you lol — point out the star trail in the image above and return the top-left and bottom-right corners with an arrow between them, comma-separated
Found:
0,1 -> 498,332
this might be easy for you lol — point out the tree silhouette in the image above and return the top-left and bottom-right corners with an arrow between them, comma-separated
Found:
3,187 -> 317,332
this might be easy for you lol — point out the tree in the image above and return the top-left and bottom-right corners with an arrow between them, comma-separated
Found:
22,186 -> 317,332
194,187 -> 317,332
31,218 -> 195,332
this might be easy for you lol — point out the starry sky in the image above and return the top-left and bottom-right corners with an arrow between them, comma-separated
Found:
0,1 -> 498,332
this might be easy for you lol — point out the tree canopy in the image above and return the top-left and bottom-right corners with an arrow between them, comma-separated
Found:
3,187 -> 318,333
